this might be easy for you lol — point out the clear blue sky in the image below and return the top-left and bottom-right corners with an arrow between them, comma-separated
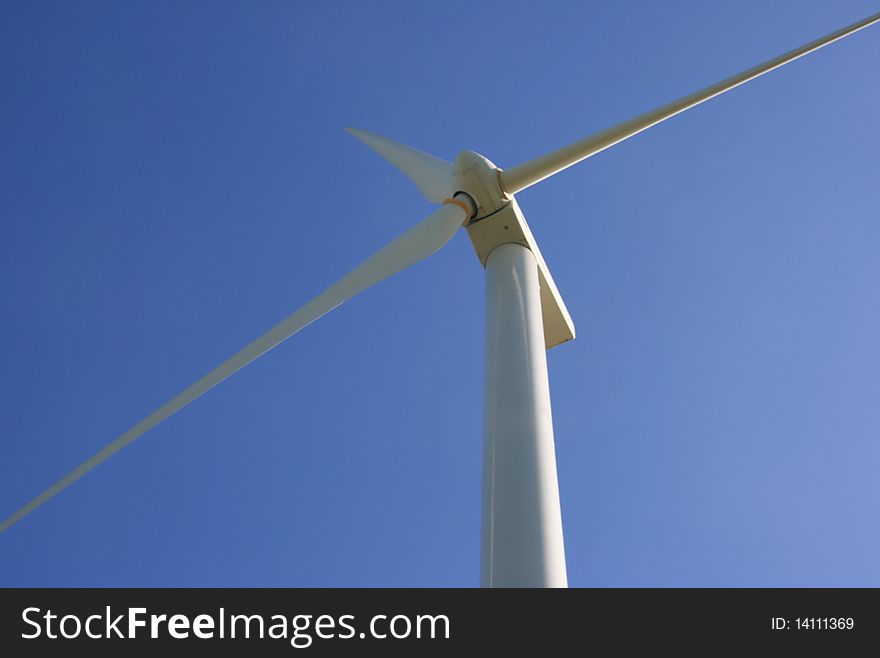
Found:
1,1 -> 878,587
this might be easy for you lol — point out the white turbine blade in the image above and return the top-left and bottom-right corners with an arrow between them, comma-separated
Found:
501,12 -> 880,195
0,202 -> 468,534
347,127 -> 453,203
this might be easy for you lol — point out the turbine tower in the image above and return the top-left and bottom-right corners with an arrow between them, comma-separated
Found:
2,12 -> 878,588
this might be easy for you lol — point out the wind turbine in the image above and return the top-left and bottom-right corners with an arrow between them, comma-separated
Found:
2,11 -> 878,587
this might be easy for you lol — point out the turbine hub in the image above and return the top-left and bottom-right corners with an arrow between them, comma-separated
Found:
452,150 -> 511,222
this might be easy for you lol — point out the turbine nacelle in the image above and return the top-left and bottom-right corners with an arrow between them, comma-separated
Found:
345,129 -> 576,348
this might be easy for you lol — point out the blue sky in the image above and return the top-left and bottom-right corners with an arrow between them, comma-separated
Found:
1,1 -> 878,587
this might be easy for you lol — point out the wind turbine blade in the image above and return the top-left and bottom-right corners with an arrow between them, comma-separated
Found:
501,12 -> 880,195
0,202 -> 468,534
347,127 -> 453,203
